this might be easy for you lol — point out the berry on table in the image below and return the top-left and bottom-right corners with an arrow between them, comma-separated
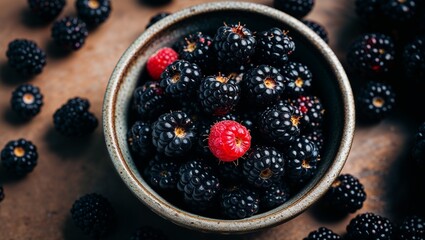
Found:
0,138 -> 38,176
51,16 -> 89,51
132,81 -> 167,121
291,95 -> 324,131
281,61 -> 313,96
356,81 -> 396,122
403,36 -> 425,84
399,216 -> 425,240
220,186 -> 259,219
160,60 -> 202,98
146,12 -> 170,29
130,226 -> 168,240
28,0 -> 66,21
304,227 -> 341,240
255,27 -> 295,67
76,0 -> 112,27
6,39 -> 46,76
302,20 -> 329,44
147,47 -> 179,80
175,32 -> 214,70
10,84 -> 43,119
261,182 -> 290,210
208,120 -> 251,162
127,121 -> 154,158
274,0 -> 315,19
0,185 -> 4,202
286,137 -> 319,185
346,212 -> 393,240
144,155 -> 179,190
70,193 -> 115,238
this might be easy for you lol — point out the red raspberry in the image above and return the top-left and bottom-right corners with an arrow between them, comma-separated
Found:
208,120 -> 251,162
147,47 -> 178,80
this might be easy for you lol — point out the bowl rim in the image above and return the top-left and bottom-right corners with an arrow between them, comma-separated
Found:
103,1 -> 355,233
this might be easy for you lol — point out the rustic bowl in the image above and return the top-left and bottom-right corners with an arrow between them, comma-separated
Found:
103,1 -> 355,234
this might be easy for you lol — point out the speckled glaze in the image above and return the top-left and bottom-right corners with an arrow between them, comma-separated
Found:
103,2 -> 355,234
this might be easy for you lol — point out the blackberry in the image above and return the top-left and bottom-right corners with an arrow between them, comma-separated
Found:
242,146 -> 285,188
144,155 -> 179,190
76,0 -> 112,27
1,139 -> 38,176
273,0 -> 315,19
11,84 -> 43,119
146,12 -> 170,29
303,129 -> 324,153
255,28 -> 295,66
0,185 -> 4,202
175,32 -> 214,70
302,20 -> 329,43
261,182 -> 290,210
130,226 -> 168,240
151,111 -> 196,157
178,100 -> 204,122
28,0 -> 66,21
213,113 -> 238,122
259,102 -> 301,144
199,74 -> 240,116
403,37 -> 425,83
355,0 -> 383,20
127,121 -> 153,158
160,60 -> 202,98
399,216 -> 425,240
346,212 -> 393,240
304,227 -> 342,240
6,39 -> 46,76
291,95 -> 324,131
70,193 -> 115,238
381,0 -> 419,23
53,97 -> 98,137
281,61 -> 313,96
133,81 -> 167,121
213,23 -> 256,70
242,65 -> 285,106
217,162 -> 244,183
323,174 -> 366,214
347,33 -> 395,75
356,81 -> 396,122
177,159 -> 220,211
195,121 -> 214,159
286,137 -> 319,185
412,123 -> 425,166
52,16 -> 89,51
221,186 -> 259,219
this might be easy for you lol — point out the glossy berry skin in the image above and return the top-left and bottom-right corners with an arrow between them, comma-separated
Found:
304,227 -> 341,240
356,81 -> 395,122
220,186 -> 259,219
274,0 -> 315,19
1,139 -> 38,176
399,216 -> 425,240
6,39 -> 46,76
403,37 -> 425,83
281,61 -> 313,96
132,81 -> 167,121
152,111 -> 196,157
160,60 -> 202,98
256,27 -> 295,67
76,0 -> 112,27
346,212 -> 393,240
208,120 -> 251,162
147,47 -> 179,80
261,182 -> 290,210
146,12 -> 170,29
51,16 -> 89,51
286,137 -> 319,185
292,95 -> 324,131
303,129 -> 324,153
11,84 -> 43,119
28,0 -> 66,21
302,20 -> 329,43
130,226 -> 168,240
144,155 -> 179,190
175,32 -> 214,70
381,0 -> 419,23
127,121 -> 153,158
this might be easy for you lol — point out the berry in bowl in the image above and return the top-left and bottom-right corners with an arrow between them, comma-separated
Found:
103,2 -> 354,233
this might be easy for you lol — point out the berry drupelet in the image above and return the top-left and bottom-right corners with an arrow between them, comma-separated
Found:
381,0 -> 419,24
242,146 -> 285,188
160,60 -> 202,98
346,212 -> 393,240
53,97 -> 98,137
76,0 -> 112,27
356,81 -> 396,122
281,61 -> 313,96
11,84 -> 43,119
412,123 -> 425,166
220,186 -> 259,219
151,111 -> 196,157
403,37 -> 425,84
144,155 -> 179,190
52,16 -> 89,51
132,81 -> 167,121
347,33 -> 395,75
323,174 -> 366,214
146,12 -> 170,29
127,121 -> 154,158
28,0 -> 66,21
302,20 -> 329,44
130,226 -> 168,240
1,139 -> 38,176
198,74 -> 240,116
255,27 -> 295,67
175,32 -> 214,70
399,216 -> 425,240
71,193 -> 115,238
6,39 -> 46,76
304,227 -> 341,240
286,137 -> 319,185
274,0 -> 315,19
303,129 -> 324,153
261,182 -> 290,210
291,95 -> 324,131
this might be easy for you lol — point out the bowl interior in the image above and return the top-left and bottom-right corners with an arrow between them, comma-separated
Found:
104,2 -> 354,233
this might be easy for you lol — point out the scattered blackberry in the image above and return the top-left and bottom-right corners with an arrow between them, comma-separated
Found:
127,121 -> 153,158
399,216 -> 425,240
52,16 -> 89,51
303,129 -> 324,153
176,32 -> 214,70
0,185 -> 4,202
261,182 -> 290,210
347,33 -> 395,75
302,20 -> 329,43
356,81 -> 396,122
151,111 -> 196,157
70,193 -> 115,238
144,155 -> 179,190
213,23 -> 256,70
6,39 -> 46,76
381,0 -> 419,23
242,146 -> 285,188
146,12 -> 170,29
0,138 -> 38,176
53,97 -> 98,137
10,84 -> 43,119
76,0 -> 112,27
304,227 -> 342,240
323,174 -> 366,214
255,28 -> 295,66
355,0 -> 383,20
220,186 -> 259,219
346,212 -> 393,240
160,60 -> 202,98
412,123 -> 425,166
286,137 -> 319,185
259,102 -> 301,144
403,37 -> 425,83
28,0 -> 66,21
217,162 -> 244,183
291,96 -> 324,131
177,159 -> 220,211
199,74 -> 240,116
281,61 -> 313,96
274,0 -> 315,19
133,81 -> 167,121
130,226 -> 168,240
242,65 -> 285,106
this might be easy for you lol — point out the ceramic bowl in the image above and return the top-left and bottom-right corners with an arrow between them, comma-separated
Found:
103,1 -> 355,234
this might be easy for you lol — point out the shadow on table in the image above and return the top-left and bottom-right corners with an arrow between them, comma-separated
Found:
0,63 -> 33,86
20,8 -> 51,29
